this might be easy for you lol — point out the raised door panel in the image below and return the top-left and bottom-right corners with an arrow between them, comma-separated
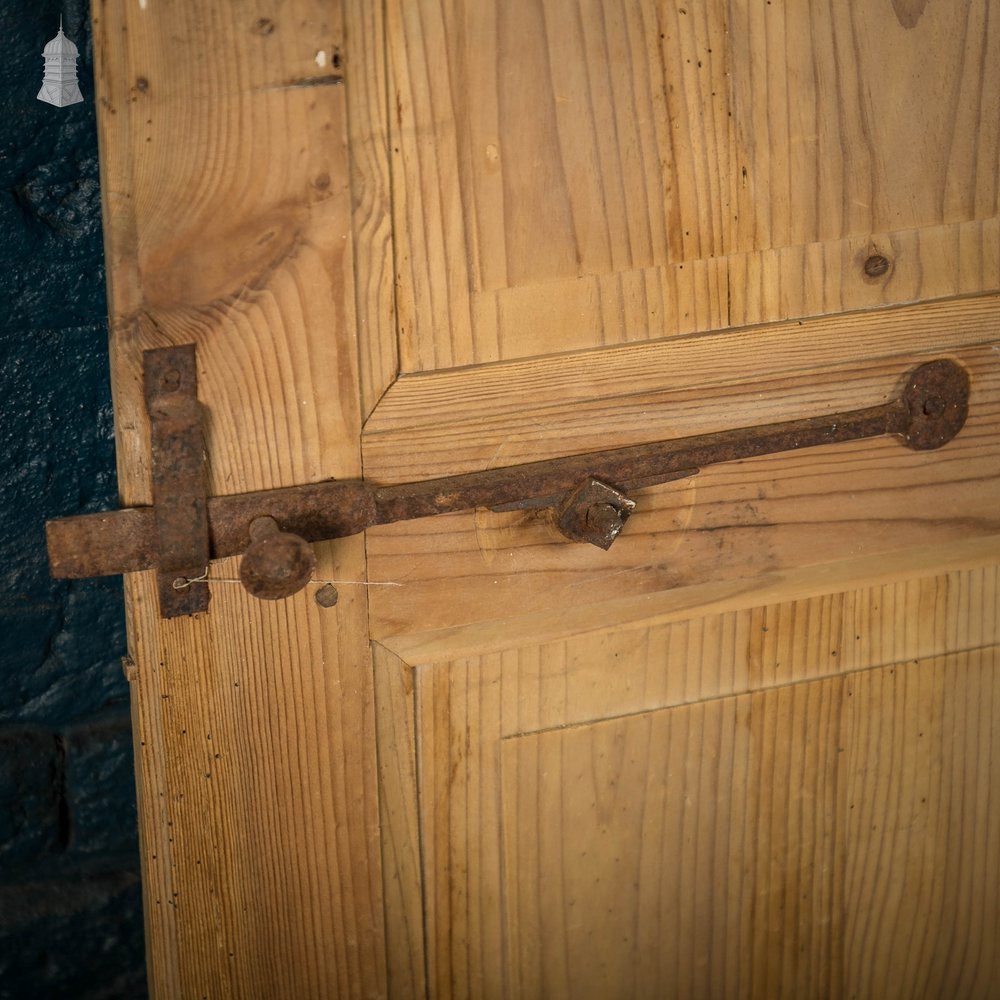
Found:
376,567 -> 1000,998
382,0 -> 1000,370
363,299 -> 1000,643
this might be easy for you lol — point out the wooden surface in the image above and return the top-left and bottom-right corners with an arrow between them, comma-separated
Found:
345,0 -> 397,418
93,1 -> 385,996
371,2 -> 1000,997
92,0 -> 1000,996
388,0 -> 1000,370
373,643 -> 426,998
376,566 -> 1000,998
363,296 -> 1000,641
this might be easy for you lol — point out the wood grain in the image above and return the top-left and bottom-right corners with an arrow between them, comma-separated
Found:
381,568 -> 1000,997
93,1 -> 385,995
728,217 -> 1000,329
386,0 -> 1000,369
345,0 -> 399,418
364,293 -> 1000,472
728,0 -> 1000,251
382,533 -> 1000,668
840,655 -> 1000,999
362,297 -> 1000,640
372,643 -> 426,997
503,649 -> 1000,999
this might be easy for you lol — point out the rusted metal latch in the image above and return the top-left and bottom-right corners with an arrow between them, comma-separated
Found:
45,346 -> 970,618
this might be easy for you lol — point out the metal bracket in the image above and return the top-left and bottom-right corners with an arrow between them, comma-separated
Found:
143,346 -> 210,616
45,349 -> 970,618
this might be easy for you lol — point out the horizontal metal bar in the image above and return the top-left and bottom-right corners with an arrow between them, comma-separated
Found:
45,359 -> 970,580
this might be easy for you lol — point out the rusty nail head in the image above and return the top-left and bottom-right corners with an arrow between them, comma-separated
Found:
315,583 -> 339,608
162,369 -> 181,392
922,395 -> 945,419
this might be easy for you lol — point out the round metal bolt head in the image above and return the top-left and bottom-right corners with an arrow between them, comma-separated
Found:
900,359 -> 969,451
239,529 -> 316,600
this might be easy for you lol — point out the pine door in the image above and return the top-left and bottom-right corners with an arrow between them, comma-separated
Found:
95,0 -> 1000,997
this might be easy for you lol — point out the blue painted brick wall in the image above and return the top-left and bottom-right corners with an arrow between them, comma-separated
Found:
1,2 -> 145,996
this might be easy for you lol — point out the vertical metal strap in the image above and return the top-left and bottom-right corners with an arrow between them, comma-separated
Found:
143,345 -> 210,617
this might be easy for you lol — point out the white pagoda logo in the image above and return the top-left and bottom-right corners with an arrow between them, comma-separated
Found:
37,18 -> 84,107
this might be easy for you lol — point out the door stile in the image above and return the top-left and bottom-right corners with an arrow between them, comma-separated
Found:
92,1 -> 386,995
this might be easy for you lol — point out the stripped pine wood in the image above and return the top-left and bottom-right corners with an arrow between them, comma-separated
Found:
93,2 -> 385,995
382,533 -> 1000,667
728,217 -> 1000,329
345,0 -> 399,417
727,0 -> 1000,251
503,650 -> 1000,998
364,293 -> 1000,473
840,649 -> 1000,999
400,563 -> 1000,745
372,643 -> 426,997
381,568 -> 1000,997
92,0 -> 1000,994
362,328 -> 1000,640
457,217 -> 1000,362
386,0 -> 1000,369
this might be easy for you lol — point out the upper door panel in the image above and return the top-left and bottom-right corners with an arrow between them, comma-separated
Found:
386,0 -> 1000,370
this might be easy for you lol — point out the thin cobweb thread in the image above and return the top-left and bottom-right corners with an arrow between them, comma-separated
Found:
174,574 -> 402,589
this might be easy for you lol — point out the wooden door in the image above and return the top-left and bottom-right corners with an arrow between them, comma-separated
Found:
94,1 -> 1000,997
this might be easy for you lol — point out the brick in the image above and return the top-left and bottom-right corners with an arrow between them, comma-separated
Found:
0,867 -> 145,1000
0,589 -> 126,725
0,324 -> 119,601
63,712 -> 138,857
0,727 -> 62,863
0,5 -> 145,995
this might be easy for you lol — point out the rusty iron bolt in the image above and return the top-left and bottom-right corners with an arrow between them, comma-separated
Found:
239,516 -> 316,600
556,478 -> 636,550
922,395 -> 946,419
585,502 -> 627,539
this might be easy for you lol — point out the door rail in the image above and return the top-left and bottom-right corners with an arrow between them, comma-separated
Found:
45,348 -> 970,617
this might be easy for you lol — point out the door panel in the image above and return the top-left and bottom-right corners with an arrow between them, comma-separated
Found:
377,568 -> 1000,998
385,0 -> 1000,370
363,314 -> 1000,639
